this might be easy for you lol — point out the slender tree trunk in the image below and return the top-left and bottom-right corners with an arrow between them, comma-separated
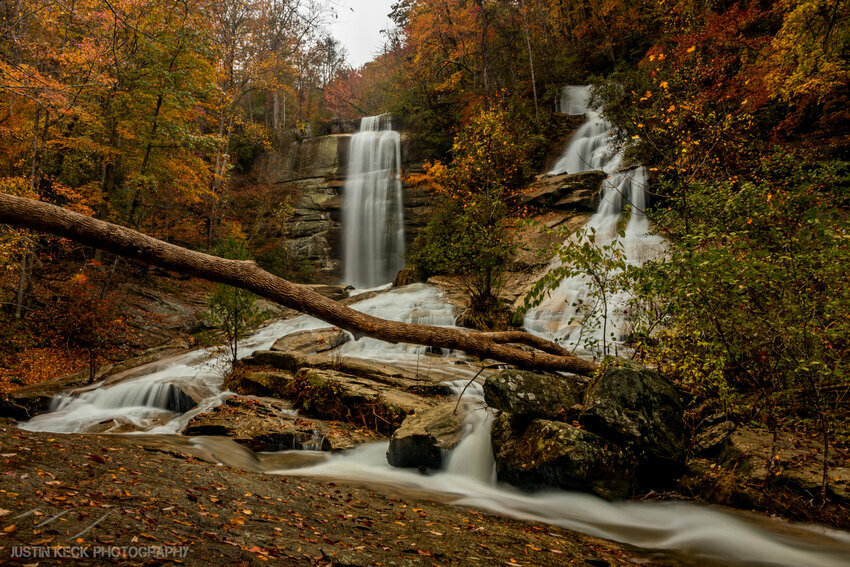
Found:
519,0 -> 539,117
14,250 -> 30,319
0,193 -> 598,375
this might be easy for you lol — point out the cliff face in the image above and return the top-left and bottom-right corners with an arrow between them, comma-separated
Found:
247,134 -> 437,284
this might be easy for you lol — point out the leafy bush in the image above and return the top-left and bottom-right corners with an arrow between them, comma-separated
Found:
408,103 -> 542,327
628,157 -> 850,496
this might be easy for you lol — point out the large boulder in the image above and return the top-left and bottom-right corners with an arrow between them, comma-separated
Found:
484,369 -> 581,421
582,364 -> 686,483
271,327 -> 350,354
492,414 -> 634,500
517,171 -> 607,211
184,396 -> 376,452
387,402 -> 465,469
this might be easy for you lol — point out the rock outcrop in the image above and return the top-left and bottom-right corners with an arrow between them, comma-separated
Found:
247,135 -> 439,282
184,395 -> 376,452
387,402 -> 465,469
484,369 -> 582,421
487,365 -> 686,498
517,171 -> 607,211
582,363 -> 687,482
491,414 -> 634,500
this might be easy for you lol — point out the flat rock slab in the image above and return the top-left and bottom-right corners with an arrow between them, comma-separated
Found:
245,350 -> 453,395
270,327 -> 351,354
184,395 -> 378,452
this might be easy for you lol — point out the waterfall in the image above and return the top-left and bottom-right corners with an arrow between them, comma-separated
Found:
558,85 -> 592,116
342,115 -> 406,288
526,88 -> 666,354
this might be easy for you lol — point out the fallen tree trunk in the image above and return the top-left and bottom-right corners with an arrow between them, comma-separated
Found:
0,193 -> 598,375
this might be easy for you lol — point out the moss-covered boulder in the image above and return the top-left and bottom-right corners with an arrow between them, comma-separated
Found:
492,414 -> 634,500
582,364 -> 686,483
484,369 -> 581,420
387,402 -> 465,469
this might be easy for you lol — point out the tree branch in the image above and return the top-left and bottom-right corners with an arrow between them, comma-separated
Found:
0,193 -> 598,375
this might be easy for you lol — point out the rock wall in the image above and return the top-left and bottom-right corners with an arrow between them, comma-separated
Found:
249,134 -> 438,284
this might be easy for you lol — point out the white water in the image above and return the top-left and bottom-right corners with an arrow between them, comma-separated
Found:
526,87 -> 666,354
15,101 -> 850,566
558,85 -> 592,116
342,115 -> 406,288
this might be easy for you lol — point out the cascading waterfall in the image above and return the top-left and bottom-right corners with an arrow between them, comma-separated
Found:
280,383 -> 850,567
342,114 -> 406,289
13,94 -> 850,566
525,87 -> 666,353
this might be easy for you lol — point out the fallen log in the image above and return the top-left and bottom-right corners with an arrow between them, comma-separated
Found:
0,193 -> 598,375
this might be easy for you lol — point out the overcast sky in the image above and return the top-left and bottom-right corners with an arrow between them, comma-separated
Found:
327,0 -> 396,68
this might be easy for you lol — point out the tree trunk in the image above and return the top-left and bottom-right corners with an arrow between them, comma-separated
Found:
14,250 -> 30,320
519,0 -> 539,117
0,193 -> 598,375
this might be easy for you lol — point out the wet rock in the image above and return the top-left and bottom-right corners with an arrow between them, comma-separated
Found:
484,369 -> 581,421
223,370 -> 294,398
154,383 -> 198,413
582,364 -> 686,483
296,368 -> 433,428
7,366 -> 114,417
184,395 -> 374,452
491,414 -> 634,500
271,327 -> 351,355
694,421 -> 736,457
387,402 -> 465,469
393,267 -> 421,287
517,171 -> 607,211
247,350 -> 432,391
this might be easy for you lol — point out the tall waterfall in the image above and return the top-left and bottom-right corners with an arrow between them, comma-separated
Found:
525,87 -> 665,354
342,115 -> 406,288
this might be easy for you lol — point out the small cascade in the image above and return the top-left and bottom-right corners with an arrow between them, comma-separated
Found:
445,409 -> 496,484
526,87 -> 666,353
342,114 -> 406,288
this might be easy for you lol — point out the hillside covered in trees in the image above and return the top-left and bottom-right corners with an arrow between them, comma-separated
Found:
1,0 -> 849,565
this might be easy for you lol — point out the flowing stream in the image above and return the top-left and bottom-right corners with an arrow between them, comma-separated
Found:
525,86 -> 666,354
342,114 -> 406,288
